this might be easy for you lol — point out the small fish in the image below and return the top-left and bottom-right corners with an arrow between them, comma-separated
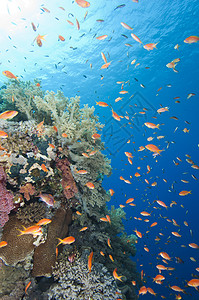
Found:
113,268 -> 123,281
88,251 -> 93,273
31,22 -> 37,31
57,236 -> 75,246
121,22 -> 133,30
75,0 -> 90,8
143,43 -> 158,50
36,218 -> 52,226
184,36 -> 199,44
96,35 -> 108,41
58,35 -> 65,41
0,241 -> 8,248
25,281 -> 31,294
96,101 -> 108,107
85,182 -> 95,189
0,110 -> 18,120
2,70 -> 19,81
0,131 -> 8,138
114,4 -> 125,10
39,193 -> 55,206
79,226 -> 88,232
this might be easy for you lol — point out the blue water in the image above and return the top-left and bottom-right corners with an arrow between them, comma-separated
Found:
0,0 -> 199,299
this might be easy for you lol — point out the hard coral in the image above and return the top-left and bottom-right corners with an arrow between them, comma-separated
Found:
56,158 -> 78,200
16,202 -> 47,224
48,251 -> 120,300
32,207 -> 72,277
0,216 -> 35,266
0,166 -> 14,227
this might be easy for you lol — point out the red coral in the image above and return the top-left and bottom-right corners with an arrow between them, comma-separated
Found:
56,158 -> 78,199
19,183 -> 36,201
0,166 -> 14,227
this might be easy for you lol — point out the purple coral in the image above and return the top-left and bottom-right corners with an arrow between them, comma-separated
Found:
0,166 -> 14,227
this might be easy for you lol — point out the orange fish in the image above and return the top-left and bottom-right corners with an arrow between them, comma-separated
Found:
145,144 -> 163,155
179,190 -> 191,196
121,22 -> 133,30
184,36 -> 199,44
25,281 -> 31,294
134,229 -> 142,238
58,35 -> 65,41
157,107 -> 169,113
159,251 -> 171,260
67,20 -> 74,26
79,226 -> 88,232
0,110 -> 18,120
147,288 -> 157,296
112,109 -> 121,121
85,182 -> 95,189
96,101 -> 108,107
109,254 -> 114,262
170,286 -> 184,293
126,198 -> 134,204
88,251 -> 93,273
100,217 -> 109,222
36,218 -> 52,226
57,236 -> 75,246
131,33 -> 142,44
150,222 -> 157,227
18,225 -> 42,237
100,251 -> 105,256
189,243 -> 199,249
100,62 -> 111,69
106,215 -> 111,223
75,0 -> 90,8
156,200 -> 168,209
96,35 -> 108,40
41,163 -> 48,172
109,189 -> 115,196
0,241 -> 8,248
76,169 -> 88,174
76,18 -> 80,30
62,133 -> 68,138
31,22 -> 37,31
143,43 -> 158,50
107,238 -> 112,248
0,131 -> 8,138
92,133 -> 101,139
139,286 -> 148,295
39,193 -> 54,206
171,232 -> 181,237
101,52 -> 107,63
187,278 -> 199,288
35,34 -> 46,47
144,122 -> 160,129
2,71 -> 19,81
113,268 -> 123,281
76,211 -> 82,216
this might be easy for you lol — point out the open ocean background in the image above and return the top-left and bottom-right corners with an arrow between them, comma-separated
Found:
0,0 -> 199,299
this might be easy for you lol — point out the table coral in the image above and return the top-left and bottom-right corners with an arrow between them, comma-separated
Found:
0,166 -> 14,227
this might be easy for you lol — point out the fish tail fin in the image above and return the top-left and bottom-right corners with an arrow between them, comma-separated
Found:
157,124 -> 160,129
17,229 -> 24,236
57,238 -> 63,246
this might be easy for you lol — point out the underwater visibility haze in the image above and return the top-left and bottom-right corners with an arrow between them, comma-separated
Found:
0,0 -> 198,299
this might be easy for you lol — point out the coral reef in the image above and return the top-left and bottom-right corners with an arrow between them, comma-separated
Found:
0,80 -> 139,299
48,250 -> 121,300
0,166 -> 14,227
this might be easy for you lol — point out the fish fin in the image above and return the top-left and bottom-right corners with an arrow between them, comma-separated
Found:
57,238 -> 62,246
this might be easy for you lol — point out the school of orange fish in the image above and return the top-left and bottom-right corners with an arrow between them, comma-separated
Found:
1,0 -> 199,298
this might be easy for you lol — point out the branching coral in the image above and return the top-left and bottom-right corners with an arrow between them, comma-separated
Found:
48,251 -> 121,300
